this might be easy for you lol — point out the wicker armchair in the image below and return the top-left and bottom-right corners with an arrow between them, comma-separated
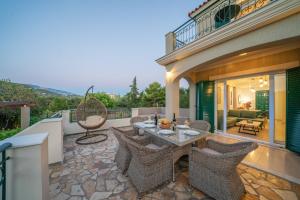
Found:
130,116 -> 149,135
130,116 -> 149,125
111,127 -> 149,174
189,139 -> 258,200
190,120 -> 211,132
123,135 -> 173,196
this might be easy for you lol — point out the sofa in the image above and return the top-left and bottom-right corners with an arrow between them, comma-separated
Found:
217,110 -> 265,130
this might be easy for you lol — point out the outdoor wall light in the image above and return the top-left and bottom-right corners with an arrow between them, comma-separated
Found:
166,71 -> 173,80
239,52 -> 247,56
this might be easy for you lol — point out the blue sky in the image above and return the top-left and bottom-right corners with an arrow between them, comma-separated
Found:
0,0 -> 202,95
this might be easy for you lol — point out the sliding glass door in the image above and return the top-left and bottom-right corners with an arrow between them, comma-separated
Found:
215,72 -> 287,146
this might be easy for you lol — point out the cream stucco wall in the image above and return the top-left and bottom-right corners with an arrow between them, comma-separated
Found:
1,134 -> 49,200
17,118 -> 64,164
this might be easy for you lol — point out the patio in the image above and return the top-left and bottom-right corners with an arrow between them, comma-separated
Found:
49,129 -> 300,200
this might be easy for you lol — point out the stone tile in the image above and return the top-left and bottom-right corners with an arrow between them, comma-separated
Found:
245,184 -> 257,195
106,179 -> 119,191
49,183 -> 61,198
71,184 -> 85,196
113,183 -> 125,194
273,189 -> 298,200
90,192 -> 112,200
175,191 -> 191,200
116,173 -> 128,183
69,197 -> 84,200
192,189 -> 206,199
243,193 -> 259,200
291,183 -> 300,199
267,174 -> 292,190
256,186 -> 282,200
52,192 -> 70,200
96,176 -> 106,191
82,180 -> 96,198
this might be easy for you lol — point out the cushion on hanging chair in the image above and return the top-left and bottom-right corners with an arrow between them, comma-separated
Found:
79,115 -> 105,128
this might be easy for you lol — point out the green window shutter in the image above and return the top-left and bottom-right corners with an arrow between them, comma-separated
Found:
196,81 -> 215,132
286,67 -> 300,153
255,90 -> 269,116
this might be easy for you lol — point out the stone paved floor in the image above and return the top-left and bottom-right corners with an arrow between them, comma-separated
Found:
49,130 -> 300,200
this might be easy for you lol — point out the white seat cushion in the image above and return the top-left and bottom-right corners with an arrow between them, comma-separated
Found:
145,143 -> 161,150
200,147 -> 222,155
79,115 -> 104,127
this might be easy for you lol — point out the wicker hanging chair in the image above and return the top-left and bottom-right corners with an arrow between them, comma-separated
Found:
75,86 -> 108,145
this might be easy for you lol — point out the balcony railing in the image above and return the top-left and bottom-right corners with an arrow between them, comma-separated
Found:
69,108 -> 132,123
173,0 -> 274,50
0,142 -> 12,200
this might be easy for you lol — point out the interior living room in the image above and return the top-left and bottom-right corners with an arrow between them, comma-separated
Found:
216,74 -> 286,145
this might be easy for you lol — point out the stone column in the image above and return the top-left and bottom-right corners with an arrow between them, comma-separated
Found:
21,105 -> 30,129
165,32 -> 175,54
165,73 -> 179,120
189,82 -> 196,121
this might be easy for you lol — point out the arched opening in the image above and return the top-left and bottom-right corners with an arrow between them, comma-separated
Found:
178,78 -> 190,123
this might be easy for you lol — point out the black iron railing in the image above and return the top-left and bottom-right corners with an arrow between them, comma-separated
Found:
70,108 -> 132,123
173,0 -> 274,50
0,142 -> 12,200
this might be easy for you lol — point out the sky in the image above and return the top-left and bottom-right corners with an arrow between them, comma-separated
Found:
0,0 -> 202,95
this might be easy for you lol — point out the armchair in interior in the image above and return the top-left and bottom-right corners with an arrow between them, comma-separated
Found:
111,127 -> 149,174
123,135 -> 173,197
190,120 -> 211,132
189,139 -> 258,200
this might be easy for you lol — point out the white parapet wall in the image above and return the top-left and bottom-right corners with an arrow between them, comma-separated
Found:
62,110 -> 131,135
0,133 -> 49,200
131,107 -> 189,119
17,118 -> 64,164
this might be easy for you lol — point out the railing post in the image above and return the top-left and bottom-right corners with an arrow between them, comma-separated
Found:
0,142 -> 12,200
165,32 -> 176,54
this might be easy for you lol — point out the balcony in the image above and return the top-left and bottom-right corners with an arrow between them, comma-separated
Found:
167,0 -> 275,53
1,107 -> 300,200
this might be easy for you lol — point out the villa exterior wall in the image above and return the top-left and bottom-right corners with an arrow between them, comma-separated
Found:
160,10 -> 300,120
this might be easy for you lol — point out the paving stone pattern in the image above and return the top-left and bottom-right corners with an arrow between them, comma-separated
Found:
49,130 -> 300,200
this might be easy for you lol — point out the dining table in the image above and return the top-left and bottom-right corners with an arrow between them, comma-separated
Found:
133,121 -> 210,181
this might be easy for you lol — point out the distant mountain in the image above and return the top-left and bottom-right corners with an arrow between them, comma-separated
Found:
24,84 -> 79,97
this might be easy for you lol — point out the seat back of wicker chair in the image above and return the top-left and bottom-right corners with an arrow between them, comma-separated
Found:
123,136 -> 171,166
223,141 -> 258,164
206,139 -> 258,156
111,127 -> 128,148
195,140 -> 258,174
190,120 -> 211,132
130,116 -> 149,125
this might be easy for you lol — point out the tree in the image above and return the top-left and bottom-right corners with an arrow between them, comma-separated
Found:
179,88 -> 189,108
49,97 -> 68,112
127,76 -> 139,107
141,82 -> 165,107
93,92 -> 115,108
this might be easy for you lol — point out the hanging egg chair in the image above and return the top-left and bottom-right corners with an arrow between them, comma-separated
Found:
75,86 -> 108,145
